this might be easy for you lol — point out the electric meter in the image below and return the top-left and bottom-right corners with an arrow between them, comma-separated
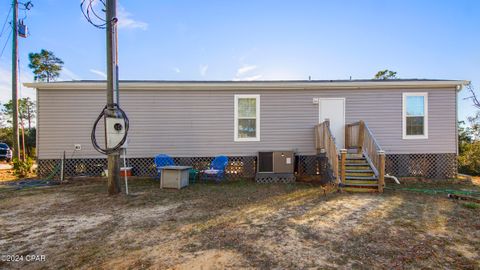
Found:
105,117 -> 126,148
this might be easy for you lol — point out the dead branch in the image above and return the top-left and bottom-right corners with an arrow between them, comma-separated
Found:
464,83 -> 480,109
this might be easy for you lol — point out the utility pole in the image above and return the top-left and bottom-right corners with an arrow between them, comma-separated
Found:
11,0 -> 20,161
106,0 -> 121,195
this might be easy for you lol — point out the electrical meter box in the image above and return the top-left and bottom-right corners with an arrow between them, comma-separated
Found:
105,117 -> 125,148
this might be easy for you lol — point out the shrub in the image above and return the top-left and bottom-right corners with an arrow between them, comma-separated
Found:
12,157 -> 33,178
458,141 -> 480,176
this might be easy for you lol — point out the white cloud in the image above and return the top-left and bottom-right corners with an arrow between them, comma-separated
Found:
61,67 -> 81,81
199,65 -> 208,76
243,74 -> 263,81
172,67 -> 181,73
233,64 -> 262,81
233,74 -> 263,81
236,65 -> 257,77
90,69 -> 107,79
117,5 -> 148,30
0,64 -> 35,104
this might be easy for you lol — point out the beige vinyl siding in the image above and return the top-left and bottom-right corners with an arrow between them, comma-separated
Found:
36,87 -> 457,159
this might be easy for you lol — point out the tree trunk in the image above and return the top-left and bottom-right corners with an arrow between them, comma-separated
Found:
27,104 -> 31,130
20,121 -> 26,161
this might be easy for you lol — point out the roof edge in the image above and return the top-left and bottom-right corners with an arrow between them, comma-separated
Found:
24,80 -> 470,91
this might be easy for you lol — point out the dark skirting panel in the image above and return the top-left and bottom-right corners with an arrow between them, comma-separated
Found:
385,153 -> 457,179
38,156 -> 258,180
37,153 -> 457,181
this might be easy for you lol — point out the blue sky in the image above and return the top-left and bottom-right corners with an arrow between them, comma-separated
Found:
0,0 -> 479,121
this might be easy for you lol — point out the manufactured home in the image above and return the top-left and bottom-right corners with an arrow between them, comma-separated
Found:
25,79 -> 467,187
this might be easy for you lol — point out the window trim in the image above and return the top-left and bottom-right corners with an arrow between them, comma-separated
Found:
402,92 -> 428,139
234,94 -> 260,142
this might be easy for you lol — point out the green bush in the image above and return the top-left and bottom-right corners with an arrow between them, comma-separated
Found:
458,121 -> 480,175
458,141 -> 480,176
12,157 -> 33,178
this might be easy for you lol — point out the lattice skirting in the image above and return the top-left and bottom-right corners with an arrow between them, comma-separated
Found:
255,173 -> 296,184
386,153 -> 457,179
37,155 -> 332,181
295,154 -> 334,184
38,156 -> 257,180
38,153 -> 457,181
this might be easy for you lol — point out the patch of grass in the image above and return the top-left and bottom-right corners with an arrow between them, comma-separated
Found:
461,202 -> 480,209
397,178 -> 480,192
2,177 -> 480,269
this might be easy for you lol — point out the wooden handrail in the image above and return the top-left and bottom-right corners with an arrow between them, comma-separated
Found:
314,121 -> 340,184
359,121 -> 385,192
364,123 -> 383,150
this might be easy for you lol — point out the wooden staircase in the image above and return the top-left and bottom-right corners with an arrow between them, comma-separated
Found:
315,120 -> 385,193
340,153 -> 380,192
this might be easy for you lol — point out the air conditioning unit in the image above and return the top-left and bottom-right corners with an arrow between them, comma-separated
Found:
258,151 -> 294,173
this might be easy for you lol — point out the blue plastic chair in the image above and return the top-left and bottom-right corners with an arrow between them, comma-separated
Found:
201,155 -> 229,182
154,154 -> 175,180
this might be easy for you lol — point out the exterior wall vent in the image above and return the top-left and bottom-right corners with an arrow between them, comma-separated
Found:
258,152 -> 273,173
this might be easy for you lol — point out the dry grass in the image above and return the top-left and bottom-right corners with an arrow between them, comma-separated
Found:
0,167 -> 17,182
0,178 -> 479,269
0,162 -> 36,183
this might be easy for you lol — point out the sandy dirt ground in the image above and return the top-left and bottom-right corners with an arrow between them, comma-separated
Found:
0,163 -> 16,182
0,161 -> 35,182
0,163 -> 12,170
0,178 -> 479,269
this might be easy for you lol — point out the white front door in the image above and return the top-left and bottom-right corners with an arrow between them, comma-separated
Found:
318,98 -> 345,149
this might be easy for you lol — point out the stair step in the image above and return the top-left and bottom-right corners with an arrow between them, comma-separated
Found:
340,158 -> 367,161
346,175 -> 377,180
345,172 -> 375,178
343,187 -> 379,193
345,180 -> 378,185
345,175 -> 376,179
343,183 -> 379,187
345,169 -> 373,173
345,161 -> 369,165
346,165 -> 370,169
346,163 -> 370,167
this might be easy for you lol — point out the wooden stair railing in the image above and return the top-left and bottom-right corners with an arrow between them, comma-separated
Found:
345,121 -> 385,192
315,120 -> 341,184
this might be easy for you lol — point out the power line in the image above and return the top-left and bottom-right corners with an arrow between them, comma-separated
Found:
0,28 -> 12,59
0,5 -> 13,38
81,0 -> 113,29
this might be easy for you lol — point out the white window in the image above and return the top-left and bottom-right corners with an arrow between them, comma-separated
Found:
234,94 -> 260,141
403,92 -> 428,139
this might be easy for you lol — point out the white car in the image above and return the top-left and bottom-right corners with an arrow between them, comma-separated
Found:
0,143 -> 13,163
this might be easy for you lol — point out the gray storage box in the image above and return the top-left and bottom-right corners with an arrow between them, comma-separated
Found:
160,166 -> 191,189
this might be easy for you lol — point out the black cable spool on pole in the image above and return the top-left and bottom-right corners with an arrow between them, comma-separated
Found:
91,103 -> 129,155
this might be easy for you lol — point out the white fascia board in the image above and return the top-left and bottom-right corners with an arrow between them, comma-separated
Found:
23,80 -> 471,91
